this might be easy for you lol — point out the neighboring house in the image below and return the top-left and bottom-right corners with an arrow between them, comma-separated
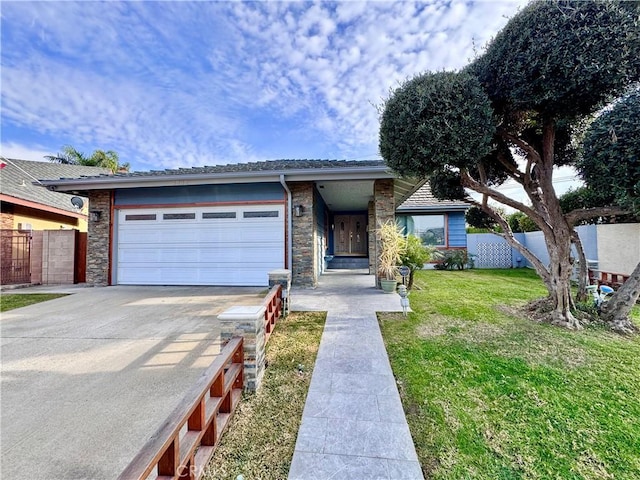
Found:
40,159 -> 468,288
0,158 -> 110,231
0,158 -> 111,285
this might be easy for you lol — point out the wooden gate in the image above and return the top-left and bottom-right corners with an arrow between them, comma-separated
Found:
74,231 -> 87,283
0,230 -> 31,285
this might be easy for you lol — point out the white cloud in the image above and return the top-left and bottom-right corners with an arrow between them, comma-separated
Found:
0,142 -> 53,162
1,0 -> 529,170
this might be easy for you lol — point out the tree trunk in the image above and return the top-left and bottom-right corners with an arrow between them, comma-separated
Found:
546,234 -> 581,329
601,261 -> 640,334
535,119 -> 580,329
571,230 -> 589,302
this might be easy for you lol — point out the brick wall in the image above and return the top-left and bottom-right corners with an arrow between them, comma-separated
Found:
42,230 -> 75,284
1,207 -> 14,230
373,179 -> 395,282
290,182 -> 317,287
30,231 -> 43,284
87,191 -> 112,285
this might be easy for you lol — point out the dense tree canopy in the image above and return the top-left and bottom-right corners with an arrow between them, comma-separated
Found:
579,90 -> 640,215
379,0 -> 640,331
470,1 -> 639,119
577,89 -> 640,330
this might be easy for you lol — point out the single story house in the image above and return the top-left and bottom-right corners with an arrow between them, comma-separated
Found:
40,160 -> 469,287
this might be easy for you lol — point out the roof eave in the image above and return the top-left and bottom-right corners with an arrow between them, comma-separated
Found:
40,166 -> 396,192
396,204 -> 470,213
0,193 -> 87,219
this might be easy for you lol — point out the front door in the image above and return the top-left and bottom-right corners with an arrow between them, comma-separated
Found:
334,214 -> 367,256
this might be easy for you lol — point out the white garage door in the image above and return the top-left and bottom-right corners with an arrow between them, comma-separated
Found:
116,205 -> 285,286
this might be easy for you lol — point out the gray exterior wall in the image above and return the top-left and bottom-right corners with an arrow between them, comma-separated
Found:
114,183 -> 284,205
596,224 -> 640,276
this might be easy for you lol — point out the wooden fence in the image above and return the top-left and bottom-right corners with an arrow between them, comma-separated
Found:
263,284 -> 283,342
117,337 -> 244,480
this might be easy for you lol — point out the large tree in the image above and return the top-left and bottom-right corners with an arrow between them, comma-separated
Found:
46,145 -> 129,173
578,90 -> 640,333
379,0 -> 639,330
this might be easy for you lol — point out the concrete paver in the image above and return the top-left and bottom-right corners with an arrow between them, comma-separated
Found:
289,271 -> 424,480
0,285 -> 264,480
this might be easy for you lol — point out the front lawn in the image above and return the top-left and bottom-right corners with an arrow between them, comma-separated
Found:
205,311 -> 326,480
0,293 -> 68,312
380,269 -> 640,480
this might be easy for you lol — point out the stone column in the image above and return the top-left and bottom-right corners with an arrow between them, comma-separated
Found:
374,179 -> 395,284
219,306 -> 267,392
269,269 -> 292,314
368,200 -> 375,275
86,190 -> 112,286
290,182 -> 317,287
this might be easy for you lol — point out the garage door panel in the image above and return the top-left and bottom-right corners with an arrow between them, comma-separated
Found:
118,226 -> 283,245
117,206 -> 284,286
118,265 -> 277,286
119,245 -> 282,264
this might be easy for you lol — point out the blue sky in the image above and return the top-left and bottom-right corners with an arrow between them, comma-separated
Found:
1,0 -> 537,173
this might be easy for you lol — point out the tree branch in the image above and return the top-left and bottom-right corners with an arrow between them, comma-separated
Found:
566,206 -> 630,225
461,170 -> 547,227
467,199 -> 551,287
498,128 -> 541,164
571,230 -> 589,301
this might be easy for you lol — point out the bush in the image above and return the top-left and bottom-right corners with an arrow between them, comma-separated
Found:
400,235 -> 433,288
433,249 -> 472,270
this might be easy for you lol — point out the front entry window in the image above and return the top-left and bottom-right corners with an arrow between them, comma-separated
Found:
398,214 -> 446,247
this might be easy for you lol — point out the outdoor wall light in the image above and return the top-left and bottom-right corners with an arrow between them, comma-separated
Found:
293,205 -> 304,217
90,210 -> 102,222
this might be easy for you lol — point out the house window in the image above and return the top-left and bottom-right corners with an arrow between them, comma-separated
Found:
243,211 -> 279,218
398,214 -> 446,247
202,212 -> 236,219
125,214 -> 156,221
163,213 -> 196,220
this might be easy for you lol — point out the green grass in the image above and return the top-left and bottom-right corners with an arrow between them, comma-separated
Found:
205,311 -> 326,480
379,269 -> 640,480
0,293 -> 68,312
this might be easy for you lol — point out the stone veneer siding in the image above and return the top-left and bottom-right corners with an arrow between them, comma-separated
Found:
290,182 -> 317,287
368,200 -> 375,274
373,179 -> 395,282
219,306 -> 266,392
86,190 -> 112,285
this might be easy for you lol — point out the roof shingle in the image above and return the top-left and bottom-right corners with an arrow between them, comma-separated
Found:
397,182 -> 470,211
0,159 -> 111,214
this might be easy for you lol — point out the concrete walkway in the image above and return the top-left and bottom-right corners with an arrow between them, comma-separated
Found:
289,271 -> 424,480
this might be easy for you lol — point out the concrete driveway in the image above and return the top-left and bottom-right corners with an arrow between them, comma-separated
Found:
0,285 -> 265,480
